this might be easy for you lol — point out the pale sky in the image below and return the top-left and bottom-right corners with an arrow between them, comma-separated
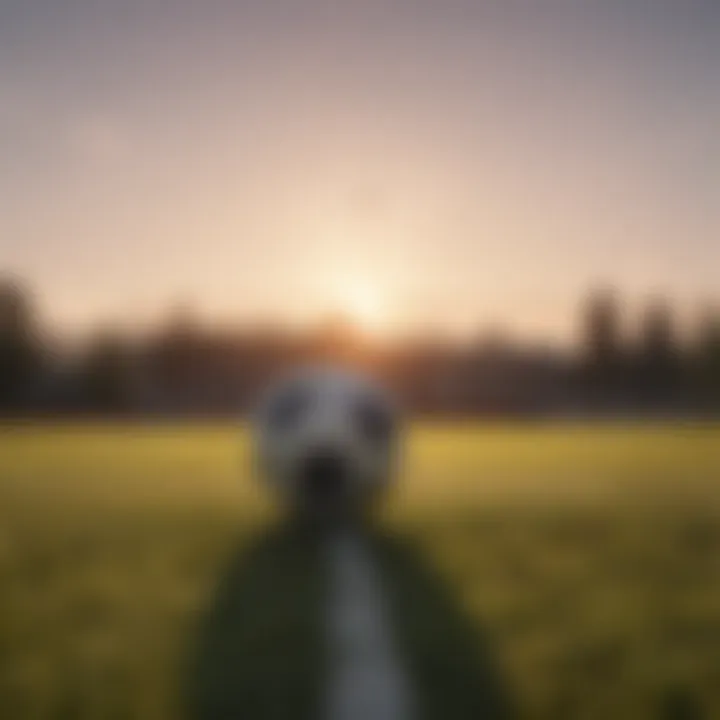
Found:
1,0 -> 718,341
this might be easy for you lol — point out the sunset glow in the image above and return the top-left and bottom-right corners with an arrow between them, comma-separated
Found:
342,282 -> 386,334
1,1 -> 718,340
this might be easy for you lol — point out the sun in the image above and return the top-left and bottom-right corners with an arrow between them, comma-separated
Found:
342,282 -> 385,333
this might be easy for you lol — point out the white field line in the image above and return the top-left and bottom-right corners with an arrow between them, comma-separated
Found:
325,532 -> 413,720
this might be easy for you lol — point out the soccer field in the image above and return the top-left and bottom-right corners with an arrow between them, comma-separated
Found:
1,425 -> 719,719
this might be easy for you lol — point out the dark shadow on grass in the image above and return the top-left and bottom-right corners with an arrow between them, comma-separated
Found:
369,528 -> 517,720
187,523 -> 516,720
186,525 -> 326,720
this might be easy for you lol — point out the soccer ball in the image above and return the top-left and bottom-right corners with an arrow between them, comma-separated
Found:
253,367 -> 399,517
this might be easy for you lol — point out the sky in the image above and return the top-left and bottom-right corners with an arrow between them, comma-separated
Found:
1,0 -> 718,342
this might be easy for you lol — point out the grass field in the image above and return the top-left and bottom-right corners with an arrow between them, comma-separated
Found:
1,424 -> 720,719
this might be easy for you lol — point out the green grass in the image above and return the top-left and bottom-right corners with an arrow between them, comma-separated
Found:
1,424 -> 720,719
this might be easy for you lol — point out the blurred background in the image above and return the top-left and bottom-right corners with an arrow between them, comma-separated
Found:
2,1 -> 720,719
2,275 -> 720,418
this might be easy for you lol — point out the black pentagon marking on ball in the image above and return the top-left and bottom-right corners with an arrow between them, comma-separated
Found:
354,395 -> 394,446
267,384 -> 312,432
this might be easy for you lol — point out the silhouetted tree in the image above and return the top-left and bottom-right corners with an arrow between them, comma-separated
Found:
634,296 -> 681,408
462,331 -> 519,414
580,288 -> 625,406
147,302 -> 203,403
80,330 -> 133,412
0,277 -> 42,410
693,305 -> 720,409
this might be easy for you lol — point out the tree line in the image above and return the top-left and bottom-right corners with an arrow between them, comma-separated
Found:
1,277 -> 719,417
580,289 -> 720,412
